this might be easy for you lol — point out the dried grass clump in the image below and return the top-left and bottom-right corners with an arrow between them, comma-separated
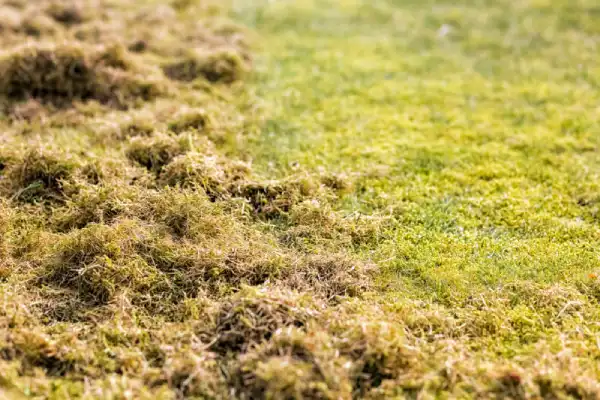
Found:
530,373 -> 600,400
234,328 -> 352,400
195,245 -> 288,295
285,254 -> 374,300
238,355 -> 346,400
234,177 -> 320,218
0,42 -> 164,109
49,185 -> 136,232
0,152 -> 12,174
36,215 -> 293,315
0,6 -> 58,38
163,49 -> 247,83
126,135 -> 190,174
0,1 -> 83,36
118,118 -> 156,139
128,39 -> 147,53
330,317 -> 418,396
284,200 -> 389,250
319,172 -> 352,192
2,148 -> 78,204
167,108 -> 212,134
232,306 -> 417,399
235,308 -> 420,398
1,328 -> 82,377
0,2 -> 391,397
132,188 -> 230,239
210,286 -> 322,354
45,2 -> 86,26
158,353 -> 227,398
159,152 -> 250,198
37,220 -> 174,307
576,276 -> 600,304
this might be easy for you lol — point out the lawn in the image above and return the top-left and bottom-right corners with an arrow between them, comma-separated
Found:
1,0 -> 600,398
235,0 -> 600,294
232,0 -> 600,395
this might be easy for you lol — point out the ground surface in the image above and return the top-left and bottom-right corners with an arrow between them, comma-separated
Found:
1,0 -> 600,399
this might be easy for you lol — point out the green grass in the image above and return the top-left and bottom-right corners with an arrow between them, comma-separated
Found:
233,0 -> 600,294
230,0 -> 600,394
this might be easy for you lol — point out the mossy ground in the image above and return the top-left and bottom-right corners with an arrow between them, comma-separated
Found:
1,0 -> 600,398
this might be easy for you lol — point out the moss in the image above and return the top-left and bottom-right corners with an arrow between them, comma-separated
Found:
167,108 -> 212,134
234,328 -> 352,400
331,317 -> 417,396
159,152 -> 249,198
285,254 -> 374,300
210,286 -> 321,354
158,354 -> 227,398
233,177 -> 320,218
126,134 -> 189,174
37,220 -> 178,308
163,49 -> 246,83
118,118 -> 156,139
0,42 -> 164,109
3,148 -> 78,204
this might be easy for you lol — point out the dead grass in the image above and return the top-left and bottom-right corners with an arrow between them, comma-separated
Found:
37,220 -> 166,306
234,328 -> 352,400
0,42 -> 164,109
159,152 -> 250,198
157,150 -> 338,221
126,134 -> 190,174
4,0 -> 596,398
163,48 -> 247,84
167,108 -> 212,134
233,177 -> 321,218
2,148 -> 78,204
27,188 -> 373,320
8,98 -> 47,122
49,185 -> 134,232
157,353 -> 227,398
210,286 -> 322,354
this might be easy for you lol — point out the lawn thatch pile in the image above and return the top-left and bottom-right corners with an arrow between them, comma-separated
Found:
163,49 -> 247,83
0,42 -> 164,109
